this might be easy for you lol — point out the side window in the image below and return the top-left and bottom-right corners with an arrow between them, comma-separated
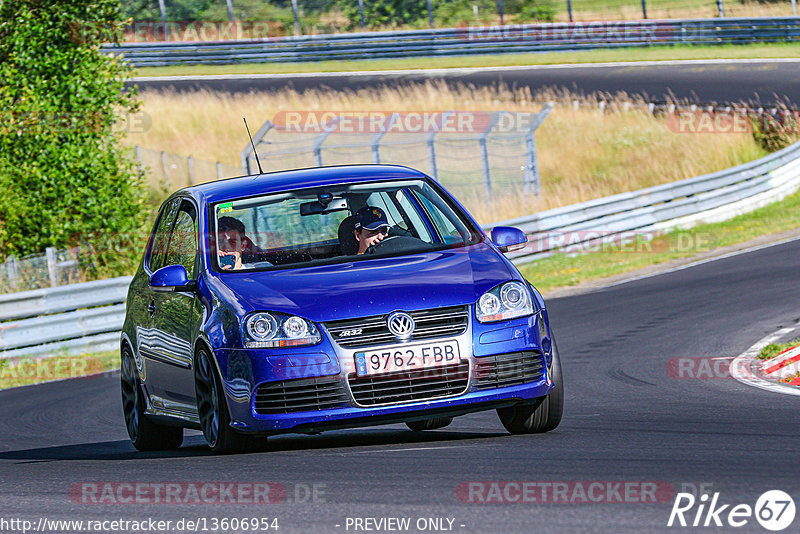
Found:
164,201 -> 198,279
148,198 -> 181,272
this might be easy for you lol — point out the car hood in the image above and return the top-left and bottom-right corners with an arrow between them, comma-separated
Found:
215,243 -> 515,322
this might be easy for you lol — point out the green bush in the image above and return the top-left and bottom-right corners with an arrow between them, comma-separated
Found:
0,0 -> 147,276
751,108 -> 800,153
344,0 -> 428,29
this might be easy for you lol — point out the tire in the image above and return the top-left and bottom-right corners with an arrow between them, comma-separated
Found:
120,346 -> 183,451
194,347 -> 261,454
497,338 -> 564,434
406,417 -> 453,431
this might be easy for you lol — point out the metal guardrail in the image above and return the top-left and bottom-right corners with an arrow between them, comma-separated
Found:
3,138 -> 800,358
106,17 -> 800,66
485,139 -> 800,263
0,277 -> 131,358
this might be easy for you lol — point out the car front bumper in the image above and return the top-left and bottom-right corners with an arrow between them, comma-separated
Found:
219,312 -> 553,434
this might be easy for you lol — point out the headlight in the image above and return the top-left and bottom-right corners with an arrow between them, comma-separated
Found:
244,312 -> 320,348
476,281 -> 534,323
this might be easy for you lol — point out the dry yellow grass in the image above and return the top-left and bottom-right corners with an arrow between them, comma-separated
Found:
565,1 -> 795,22
127,84 -> 765,222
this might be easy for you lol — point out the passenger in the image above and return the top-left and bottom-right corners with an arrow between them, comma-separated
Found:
353,206 -> 390,255
217,216 -> 263,270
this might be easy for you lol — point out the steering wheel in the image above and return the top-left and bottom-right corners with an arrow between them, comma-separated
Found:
366,235 -> 429,255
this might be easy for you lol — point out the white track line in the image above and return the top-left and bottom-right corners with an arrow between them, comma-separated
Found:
131,58 -> 800,83
730,327 -> 800,397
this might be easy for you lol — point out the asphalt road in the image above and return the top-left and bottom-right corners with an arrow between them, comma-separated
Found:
1,237 -> 799,533
131,60 -> 800,107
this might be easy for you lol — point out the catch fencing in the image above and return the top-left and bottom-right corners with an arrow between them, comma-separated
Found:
240,106 -> 553,206
105,17 -> 800,67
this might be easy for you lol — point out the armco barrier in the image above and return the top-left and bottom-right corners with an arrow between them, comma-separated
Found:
2,139 -> 800,358
483,139 -> 800,263
0,277 -> 132,358
106,17 -> 800,67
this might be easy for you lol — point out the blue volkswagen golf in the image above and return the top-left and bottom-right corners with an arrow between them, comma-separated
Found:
121,165 -> 563,453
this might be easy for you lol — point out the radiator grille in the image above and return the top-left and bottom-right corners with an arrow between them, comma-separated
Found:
325,306 -> 469,349
348,361 -> 470,406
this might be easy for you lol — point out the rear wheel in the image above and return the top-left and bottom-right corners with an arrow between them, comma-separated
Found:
406,417 -> 453,431
121,346 -> 183,451
195,347 -> 260,454
497,338 -> 564,434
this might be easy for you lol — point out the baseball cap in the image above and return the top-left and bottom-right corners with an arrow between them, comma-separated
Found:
354,206 -> 390,231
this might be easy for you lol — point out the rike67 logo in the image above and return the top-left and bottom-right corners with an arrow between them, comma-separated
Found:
668,490 -> 796,531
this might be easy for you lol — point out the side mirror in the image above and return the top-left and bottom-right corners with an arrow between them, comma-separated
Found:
150,264 -> 195,293
491,226 -> 527,253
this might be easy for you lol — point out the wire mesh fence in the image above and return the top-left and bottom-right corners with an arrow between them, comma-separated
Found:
242,108 -> 553,215
0,248 -> 85,294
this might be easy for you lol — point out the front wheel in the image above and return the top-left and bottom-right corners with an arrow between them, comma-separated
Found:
195,348 -> 261,454
121,346 -> 183,451
497,338 -> 564,434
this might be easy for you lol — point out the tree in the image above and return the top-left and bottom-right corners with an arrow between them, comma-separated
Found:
0,0 -> 146,275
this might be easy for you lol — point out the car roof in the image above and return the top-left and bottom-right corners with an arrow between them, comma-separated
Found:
178,164 -> 428,205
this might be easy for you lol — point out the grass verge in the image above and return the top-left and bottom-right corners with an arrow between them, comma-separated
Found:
518,189 -> 800,294
758,338 -> 800,361
0,350 -> 119,390
128,87 -> 765,223
133,43 -> 800,78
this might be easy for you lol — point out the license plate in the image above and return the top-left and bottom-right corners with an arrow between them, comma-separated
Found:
354,340 -> 461,377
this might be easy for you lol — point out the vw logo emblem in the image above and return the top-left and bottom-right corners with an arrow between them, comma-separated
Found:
387,311 -> 415,339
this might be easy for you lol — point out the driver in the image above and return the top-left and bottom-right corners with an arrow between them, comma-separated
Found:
353,206 -> 390,255
217,216 -> 264,270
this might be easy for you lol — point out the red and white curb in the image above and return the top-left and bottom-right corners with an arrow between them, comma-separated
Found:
730,327 -> 800,396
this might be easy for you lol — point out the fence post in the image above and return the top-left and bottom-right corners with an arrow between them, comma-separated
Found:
225,0 -> 234,23
497,0 -> 504,25
425,111 -> 452,182
523,103 -> 554,196
161,151 -> 170,189
291,0 -> 300,35
358,0 -> 366,28
46,247 -> 59,287
793,0 -> 797,16
478,112 -> 503,203
187,155 -> 195,185
157,0 -> 168,40
566,0 -> 573,22
217,161 -> 223,181
6,255 -> 18,290
313,117 -> 339,166
641,0 -> 647,19
427,0 -> 434,28
717,0 -> 724,17
371,113 -> 399,164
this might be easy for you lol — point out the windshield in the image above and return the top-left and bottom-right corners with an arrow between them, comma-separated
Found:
210,179 -> 482,272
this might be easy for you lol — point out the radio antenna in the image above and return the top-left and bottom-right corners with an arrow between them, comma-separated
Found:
243,118 -> 264,175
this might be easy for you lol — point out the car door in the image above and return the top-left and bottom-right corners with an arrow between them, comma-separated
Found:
145,199 -> 202,416
137,197 -> 180,381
